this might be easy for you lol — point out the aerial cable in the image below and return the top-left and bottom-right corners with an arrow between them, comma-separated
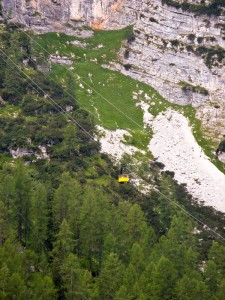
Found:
154,188 -> 225,244
0,54 -> 90,256
0,48 -> 94,141
1,35 -> 225,246
125,163 -> 225,244
0,28 -> 86,121
5,20 -> 144,130
1,43 -> 225,246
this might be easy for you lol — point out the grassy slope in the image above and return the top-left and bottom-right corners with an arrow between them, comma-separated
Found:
32,28 -> 225,173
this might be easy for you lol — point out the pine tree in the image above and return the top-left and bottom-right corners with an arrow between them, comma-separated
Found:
53,172 -> 76,230
0,200 -> 9,246
176,272 -> 210,300
28,273 -> 57,300
0,263 -> 10,299
30,183 -> 48,254
98,252 -> 124,300
60,253 -> 93,300
7,272 -> 27,300
209,241 -> 225,276
151,256 -> 177,300
52,219 -> 74,292
64,124 -> 79,157
14,160 -> 31,243
79,187 -> 110,272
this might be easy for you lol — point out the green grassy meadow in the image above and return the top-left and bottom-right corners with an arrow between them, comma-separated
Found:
31,27 -> 225,173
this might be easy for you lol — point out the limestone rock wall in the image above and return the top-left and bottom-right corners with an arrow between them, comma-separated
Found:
115,0 -> 225,141
119,0 -> 225,107
1,0 -> 139,32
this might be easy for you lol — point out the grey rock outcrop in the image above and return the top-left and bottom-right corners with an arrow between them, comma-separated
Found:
119,0 -> 225,107
49,54 -> 73,65
1,0 -> 139,32
116,0 -> 225,142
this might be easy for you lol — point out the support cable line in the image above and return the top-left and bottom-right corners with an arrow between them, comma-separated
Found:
154,188 -> 225,244
5,20 -> 144,130
1,38 -> 225,246
0,49 -> 94,141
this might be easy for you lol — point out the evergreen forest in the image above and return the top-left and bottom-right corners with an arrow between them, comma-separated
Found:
1,22 -> 225,300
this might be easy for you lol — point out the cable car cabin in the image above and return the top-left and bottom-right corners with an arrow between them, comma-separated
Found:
118,165 -> 129,183
118,174 -> 129,183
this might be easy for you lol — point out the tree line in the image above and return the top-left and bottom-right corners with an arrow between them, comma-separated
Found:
1,162 -> 225,299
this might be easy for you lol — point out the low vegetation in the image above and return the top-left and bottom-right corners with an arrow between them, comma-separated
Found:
217,139 -> 225,153
161,0 -> 225,16
178,81 -> 209,95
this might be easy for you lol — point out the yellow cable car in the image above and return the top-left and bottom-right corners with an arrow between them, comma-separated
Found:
118,165 -> 129,183
118,174 -> 129,183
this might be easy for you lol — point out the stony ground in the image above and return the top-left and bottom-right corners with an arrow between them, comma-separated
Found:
149,109 -> 225,213
97,105 -> 225,213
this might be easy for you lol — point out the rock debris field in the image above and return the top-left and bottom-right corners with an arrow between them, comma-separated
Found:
149,109 -> 225,213
96,125 -> 145,161
97,105 -> 225,213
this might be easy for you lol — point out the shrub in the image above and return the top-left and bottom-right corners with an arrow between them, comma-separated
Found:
196,46 -> 208,55
161,0 -> 224,16
197,37 -> 204,44
186,45 -> 194,52
125,28 -> 135,43
187,34 -> 195,41
171,40 -> 179,47
79,142 -> 100,156
124,64 -> 132,70
217,140 -> 225,153
178,81 -> 208,95
124,49 -> 130,59
149,17 -> 159,23
154,161 -> 165,169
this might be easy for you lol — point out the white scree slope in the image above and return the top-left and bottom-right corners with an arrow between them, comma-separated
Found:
149,109 -> 225,213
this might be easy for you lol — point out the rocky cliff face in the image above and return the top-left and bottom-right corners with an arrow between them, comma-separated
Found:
120,0 -> 225,106
117,0 -> 225,141
1,0 -> 140,32
2,0 -> 225,140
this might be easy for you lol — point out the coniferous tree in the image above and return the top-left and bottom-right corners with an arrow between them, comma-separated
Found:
53,219 -> 74,262
64,124 -> 79,157
120,243 -> 146,299
209,241 -> 225,276
30,183 -> 48,255
204,260 -> 221,296
2,32 -> 27,103
0,173 -> 15,210
14,160 -> 32,243
98,252 -> 124,300
0,200 -> 9,246
79,187 -> 110,272
0,263 -> 10,299
52,219 -> 74,294
216,278 -> 225,300
176,272 -> 210,300
60,253 -> 94,300
151,256 -> 177,300
7,272 -> 27,300
53,172 -> 76,230
29,273 -> 57,300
